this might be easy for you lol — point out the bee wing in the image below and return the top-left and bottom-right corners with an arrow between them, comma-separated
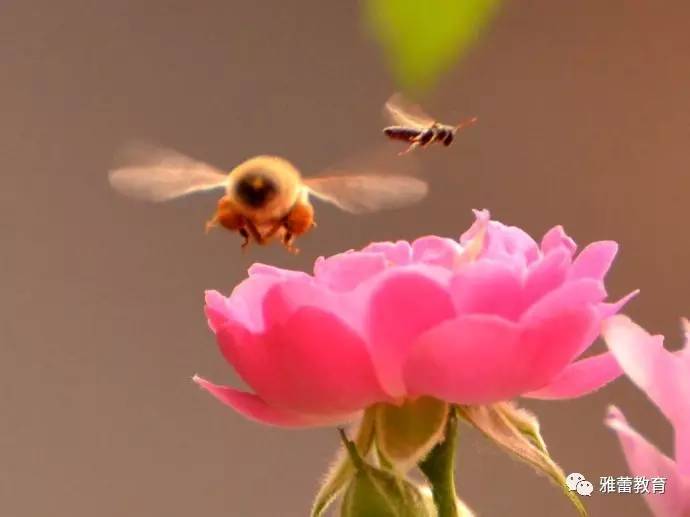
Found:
384,92 -> 435,128
304,174 -> 428,214
108,142 -> 228,202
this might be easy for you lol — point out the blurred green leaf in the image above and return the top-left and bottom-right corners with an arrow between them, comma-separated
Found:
364,0 -> 501,95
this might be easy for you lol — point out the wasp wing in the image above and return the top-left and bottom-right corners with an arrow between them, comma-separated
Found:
384,92 -> 435,128
304,175 -> 428,214
108,142 -> 228,202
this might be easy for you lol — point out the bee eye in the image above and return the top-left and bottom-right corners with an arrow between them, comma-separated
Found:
235,173 -> 278,208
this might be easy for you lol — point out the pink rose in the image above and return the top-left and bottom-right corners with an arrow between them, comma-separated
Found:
604,316 -> 690,516
194,210 -> 634,427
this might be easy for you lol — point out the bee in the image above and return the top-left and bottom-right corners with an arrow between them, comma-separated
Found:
383,93 -> 477,155
108,143 -> 428,254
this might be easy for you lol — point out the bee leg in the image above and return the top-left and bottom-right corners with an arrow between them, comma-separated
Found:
239,227 -> 251,250
283,231 -> 299,255
244,219 -> 265,245
399,130 -> 427,155
204,213 -> 220,234
398,141 -> 420,156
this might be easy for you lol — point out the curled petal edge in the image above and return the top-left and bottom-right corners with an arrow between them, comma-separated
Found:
193,376 -> 357,429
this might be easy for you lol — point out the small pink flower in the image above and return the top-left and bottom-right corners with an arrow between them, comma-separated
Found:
603,316 -> 690,516
195,210 -> 635,427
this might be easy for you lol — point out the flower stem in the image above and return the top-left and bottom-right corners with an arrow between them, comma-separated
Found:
418,406 -> 459,517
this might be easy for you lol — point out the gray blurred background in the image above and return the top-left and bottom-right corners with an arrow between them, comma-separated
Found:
3,1 -> 689,515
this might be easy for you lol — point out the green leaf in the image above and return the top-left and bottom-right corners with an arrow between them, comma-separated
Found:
375,397 -> 449,471
311,410 -> 376,517
418,407 -> 461,517
339,429 -> 433,517
457,404 -> 588,516
364,0 -> 502,95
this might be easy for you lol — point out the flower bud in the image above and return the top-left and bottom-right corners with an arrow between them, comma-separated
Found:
339,429 -> 434,517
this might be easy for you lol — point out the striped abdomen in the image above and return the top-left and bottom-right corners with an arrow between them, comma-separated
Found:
383,126 -> 422,143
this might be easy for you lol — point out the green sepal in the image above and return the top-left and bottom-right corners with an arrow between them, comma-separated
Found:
375,397 -> 449,471
457,403 -> 588,516
310,409 -> 376,517
339,429 -> 434,517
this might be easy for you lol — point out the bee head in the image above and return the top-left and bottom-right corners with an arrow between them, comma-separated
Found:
234,172 -> 279,208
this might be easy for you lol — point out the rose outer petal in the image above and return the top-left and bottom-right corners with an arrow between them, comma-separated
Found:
523,352 -> 623,400
213,305 -> 388,415
193,376 -> 356,428
522,278 -> 607,322
403,315 -> 521,403
403,307 -> 599,404
205,290 -> 230,332
204,270 -> 291,333
366,269 -> 456,398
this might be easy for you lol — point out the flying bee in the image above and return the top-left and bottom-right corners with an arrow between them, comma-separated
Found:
383,93 -> 477,155
108,143 -> 428,254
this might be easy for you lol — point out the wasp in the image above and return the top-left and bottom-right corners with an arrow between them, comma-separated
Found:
108,143 -> 428,254
383,93 -> 477,155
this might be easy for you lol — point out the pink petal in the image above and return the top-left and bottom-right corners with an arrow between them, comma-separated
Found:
606,406 -> 690,516
362,241 -> 412,265
603,316 -> 690,428
604,316 -> 690,475
569,241 -> 619,280
313,251 -> 387,291
540,225 -> 577,256
482,223 -> 540,266
412,236 -> 465,268
216,306 -> 388,414
519,306 -> 601,390
366,270 -> 456,398
205,273 -> 291,333
248,263 -> 311,279
599,289 -> 639,319
459,209 -> 490,244
523,248 -> 571,307
193,376 -> 355,428
404,308 -> 599,404
523,278 -> 606,323
211,321 -> 269,397
205,290 -> 230,332
449,261 -> 525,320
403,315 -> 522,403
260,280 -> 361,332
523,352 -> 623,400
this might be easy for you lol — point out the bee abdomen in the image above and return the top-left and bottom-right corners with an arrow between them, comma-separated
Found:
383,126 -> 421,143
